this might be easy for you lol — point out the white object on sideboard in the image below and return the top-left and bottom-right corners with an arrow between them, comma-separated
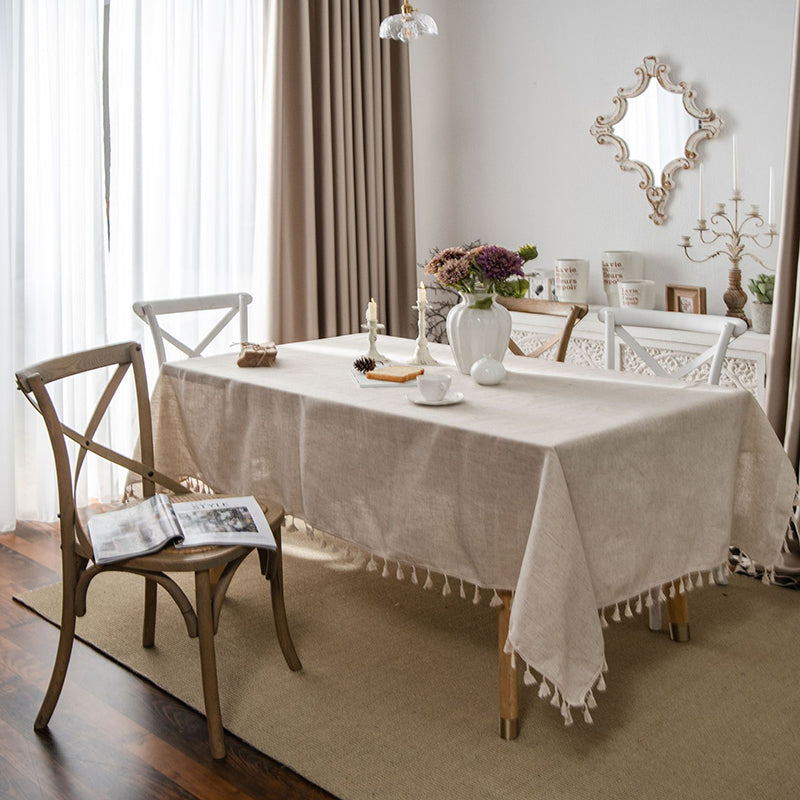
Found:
509,306 -> 769,406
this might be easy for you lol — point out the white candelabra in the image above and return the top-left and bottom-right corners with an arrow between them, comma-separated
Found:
679,146 -> 778,324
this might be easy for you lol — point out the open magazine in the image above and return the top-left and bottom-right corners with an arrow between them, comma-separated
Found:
87,494 -> 276,565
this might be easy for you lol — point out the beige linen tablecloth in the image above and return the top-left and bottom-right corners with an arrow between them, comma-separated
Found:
150,334 -> 796,716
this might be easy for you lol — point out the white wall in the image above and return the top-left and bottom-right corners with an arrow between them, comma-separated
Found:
409,0 -> 796,314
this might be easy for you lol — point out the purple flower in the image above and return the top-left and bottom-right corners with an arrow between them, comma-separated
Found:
474,245 -> 524,282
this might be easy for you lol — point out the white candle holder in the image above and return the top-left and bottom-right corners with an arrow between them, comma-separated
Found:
407,300 -> 440,366
360,320 -> 389,364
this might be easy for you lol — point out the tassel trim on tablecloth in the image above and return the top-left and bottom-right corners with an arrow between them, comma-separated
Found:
283,515 -> 750,726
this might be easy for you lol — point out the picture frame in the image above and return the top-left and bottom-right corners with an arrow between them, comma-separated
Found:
665,284 -> 707,314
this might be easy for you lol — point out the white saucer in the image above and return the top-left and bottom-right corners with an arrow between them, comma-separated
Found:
408,391 -> 464,406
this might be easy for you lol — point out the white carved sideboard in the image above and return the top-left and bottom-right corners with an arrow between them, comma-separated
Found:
509,308 -> 770,406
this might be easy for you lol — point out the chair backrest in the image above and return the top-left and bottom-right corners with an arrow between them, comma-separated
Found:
15,342 -> 187,560
597,307 -> 748,385
132,292 -> 252,366
497,296 -> 589,362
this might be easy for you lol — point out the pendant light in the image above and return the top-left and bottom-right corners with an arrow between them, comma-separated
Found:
379,2 -> 438,42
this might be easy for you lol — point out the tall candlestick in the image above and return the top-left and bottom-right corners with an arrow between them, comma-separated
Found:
732,136 -> 739,194
367,297 -> 377,322
698,164 -> 705,220
768,167 -> 774,225
417,282 -> 427,304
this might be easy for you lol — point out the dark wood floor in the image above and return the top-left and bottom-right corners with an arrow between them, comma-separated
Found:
0,520 -> 338,800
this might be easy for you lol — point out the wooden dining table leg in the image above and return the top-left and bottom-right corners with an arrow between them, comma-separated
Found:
665,580 -> 690,642
497,590 -> 518,739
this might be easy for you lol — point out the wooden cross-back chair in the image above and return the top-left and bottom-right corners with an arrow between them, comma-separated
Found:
132,292 -> 252,366
15,341 -> 301,759
497,296 -> 589,362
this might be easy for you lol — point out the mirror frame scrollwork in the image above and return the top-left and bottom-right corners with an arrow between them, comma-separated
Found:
590,55 -> 724,225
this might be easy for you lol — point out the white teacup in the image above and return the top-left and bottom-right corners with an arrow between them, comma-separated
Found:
618,279 -> 656,310
417,373 -> 451,402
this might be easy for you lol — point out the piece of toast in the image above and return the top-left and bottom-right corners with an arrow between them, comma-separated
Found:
365,365 -> 425,383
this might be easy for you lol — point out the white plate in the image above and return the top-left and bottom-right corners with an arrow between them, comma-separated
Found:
408,391 -> 464,406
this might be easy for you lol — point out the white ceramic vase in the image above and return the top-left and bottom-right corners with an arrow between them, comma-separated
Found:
446,291 -> 512,375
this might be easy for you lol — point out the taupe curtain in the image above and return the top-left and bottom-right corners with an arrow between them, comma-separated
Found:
767,0 -> 800,473
270,0 -> 416,343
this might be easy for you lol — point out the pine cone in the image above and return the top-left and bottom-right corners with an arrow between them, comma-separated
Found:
353,356 -> 376,373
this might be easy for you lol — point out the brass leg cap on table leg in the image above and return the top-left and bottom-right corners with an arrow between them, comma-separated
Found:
499,717 -> 518,740
669,622 -> 690,642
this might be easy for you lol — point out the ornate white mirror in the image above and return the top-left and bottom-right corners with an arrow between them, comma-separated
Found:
590,56 -> 723,225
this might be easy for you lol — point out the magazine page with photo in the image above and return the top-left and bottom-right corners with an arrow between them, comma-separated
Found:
172,496 -> 276,550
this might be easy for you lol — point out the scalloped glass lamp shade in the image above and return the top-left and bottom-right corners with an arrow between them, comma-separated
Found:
379,3 -> 438,42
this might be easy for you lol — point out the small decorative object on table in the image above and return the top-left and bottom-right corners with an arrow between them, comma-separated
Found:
360,297 -> 389,364
353,356 -> 377,373
408,282 -> 440,366
665,284 -> 707,314
470,355 -> 506,386
237,342 -> 278,367
679,147 -> 778,325
747,273 -> 775,334
424,241 -> 538,374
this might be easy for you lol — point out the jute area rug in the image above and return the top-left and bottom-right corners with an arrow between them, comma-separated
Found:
16,530 -> 800,800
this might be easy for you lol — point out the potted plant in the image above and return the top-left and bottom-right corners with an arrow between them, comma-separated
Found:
424,243 -> 537,373
747,273 -> 775,334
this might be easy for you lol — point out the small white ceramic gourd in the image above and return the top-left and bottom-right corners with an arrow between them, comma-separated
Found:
470,354 -> 506,386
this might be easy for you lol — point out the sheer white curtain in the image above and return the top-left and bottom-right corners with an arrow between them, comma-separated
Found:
3,1 -> 276,528
3,0 -> 111,529
106,0 -> 275,369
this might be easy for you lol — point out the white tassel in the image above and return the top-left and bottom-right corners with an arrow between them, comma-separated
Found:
624,599 -> 633,618
583,705 -> 593,724
635,594 -> 643,614
523,666 -> 537,687
410,565 -> 419,585
473,585 -> 481,605
645,591 -> 654,609
708,570 -> 716,585
490,590 -> 504,608
658,587 -> 667,603
381,560 -> 389,578
597,673 -> 607,692
442,575 -> 452,597
695,570 -> 703,587
459,579 -> 466,599
396,563 -> 405,581
503,639 -> 514,655
611,604 -> 621,622
538,679 -> 551,699
550,688 -> 561,708
586,689 -> 597,710
678,577 -> 685,595
424,570 -> 433,590
669,583 -> 676,598
600,609 -> 608,628
286,515 -> 298,532
306,525 -> 315,541
510,651 -> 517,670
686,573 -> 694,590
602,657 -> 608,672
562,701 -> 574,726
762,567 -> 770,585
366,555 -> 378,573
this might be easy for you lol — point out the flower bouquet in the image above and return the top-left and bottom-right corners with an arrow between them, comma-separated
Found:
424,243 -> 538,309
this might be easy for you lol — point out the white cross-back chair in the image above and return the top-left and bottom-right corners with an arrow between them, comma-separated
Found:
133,293 -> 252,366
598,306 -> 748,633
597,307 -> 747,386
